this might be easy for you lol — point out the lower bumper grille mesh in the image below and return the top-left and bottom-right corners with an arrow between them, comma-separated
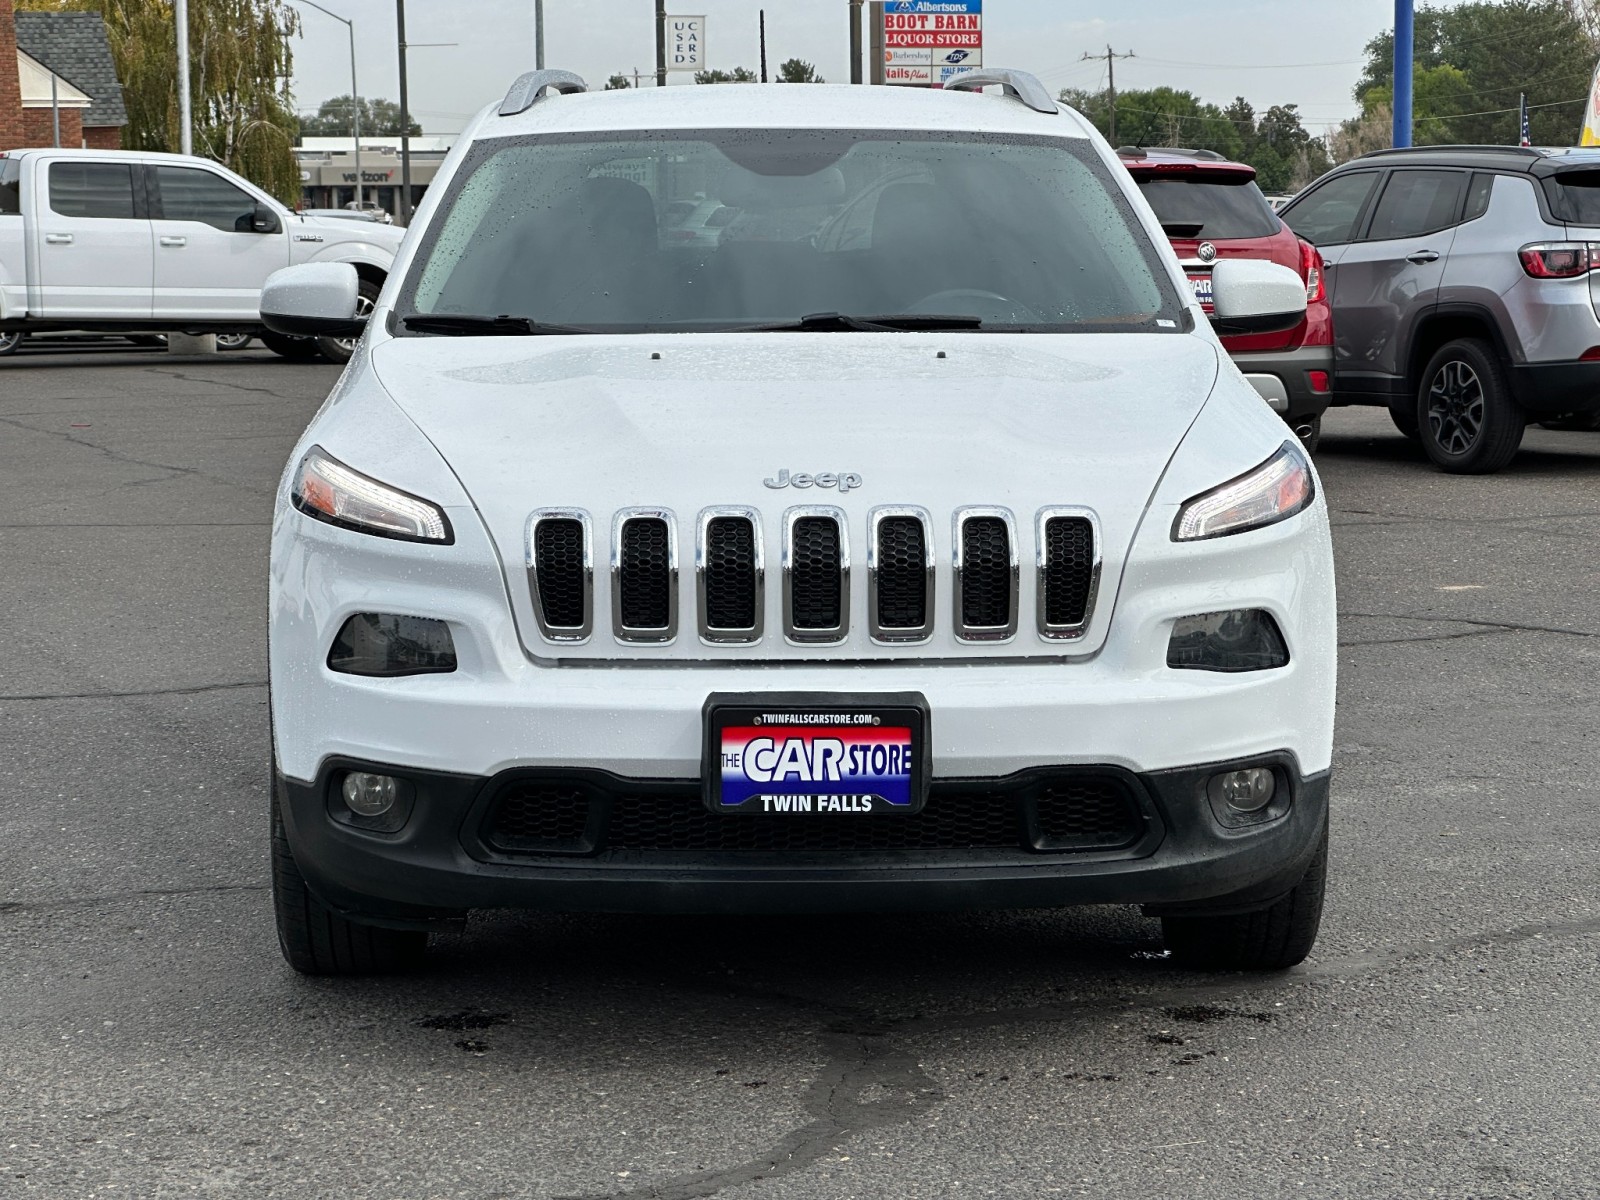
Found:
482,772 -> 1147,857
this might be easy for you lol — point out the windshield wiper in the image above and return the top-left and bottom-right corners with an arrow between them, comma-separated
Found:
400,313 -> 596,336
749,312 -> 985,333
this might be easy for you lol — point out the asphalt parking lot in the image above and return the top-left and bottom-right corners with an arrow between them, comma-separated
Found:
2,350 -> 1597,1199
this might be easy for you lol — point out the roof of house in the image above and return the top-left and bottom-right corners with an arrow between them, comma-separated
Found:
13,12 -> 128,127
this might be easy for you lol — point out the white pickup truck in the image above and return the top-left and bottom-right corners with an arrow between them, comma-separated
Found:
0,148 -> 403,362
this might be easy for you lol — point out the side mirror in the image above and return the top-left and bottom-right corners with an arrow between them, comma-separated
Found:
1208,260 -> 1308,337
252,204 -> 283,235
260,262 -> 364,338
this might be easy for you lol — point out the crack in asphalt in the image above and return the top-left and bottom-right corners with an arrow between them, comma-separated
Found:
145,368 -> 300,400
0,521 -> 272,529
0,680 -> 266,702
1339,610 -> 1595,640
0,413 -> 274,497
1330,506 -> 1600,528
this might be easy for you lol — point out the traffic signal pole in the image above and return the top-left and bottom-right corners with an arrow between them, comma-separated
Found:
1393,0 -> 1414,147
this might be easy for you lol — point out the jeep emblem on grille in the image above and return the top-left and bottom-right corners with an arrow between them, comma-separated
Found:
763,469 -> 863,493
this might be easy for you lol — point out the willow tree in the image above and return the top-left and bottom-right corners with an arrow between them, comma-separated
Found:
18,0 -> 302,202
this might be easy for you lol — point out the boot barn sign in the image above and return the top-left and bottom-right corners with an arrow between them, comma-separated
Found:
881,0 -> 982,87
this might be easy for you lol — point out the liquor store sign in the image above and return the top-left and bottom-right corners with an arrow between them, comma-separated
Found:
882,0 -> 981,86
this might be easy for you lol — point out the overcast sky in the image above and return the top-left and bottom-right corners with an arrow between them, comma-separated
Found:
285,1 -> 1446,138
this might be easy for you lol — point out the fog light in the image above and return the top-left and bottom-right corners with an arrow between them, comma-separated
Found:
1168,610 -> 1290,673
1212,767 -> 1275,813
342,772 -> 398,817
328,613 -> 456,677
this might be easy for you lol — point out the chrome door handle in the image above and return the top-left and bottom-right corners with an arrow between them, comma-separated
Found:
1407,250 -> 1440,264
160,236 -> 188,248
44,233 -> 73,245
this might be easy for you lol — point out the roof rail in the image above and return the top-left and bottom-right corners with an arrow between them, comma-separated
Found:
1356,144 -> 1543,160
944,69 -> 1058,116
499,69 -> 588,117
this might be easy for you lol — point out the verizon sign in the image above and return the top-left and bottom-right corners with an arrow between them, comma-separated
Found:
881,0 -> 982,85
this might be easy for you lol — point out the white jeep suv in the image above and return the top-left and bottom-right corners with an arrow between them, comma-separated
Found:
263,70 -> 1336,975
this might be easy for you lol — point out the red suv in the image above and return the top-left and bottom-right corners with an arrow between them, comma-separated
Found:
1119,148 -> 1333,450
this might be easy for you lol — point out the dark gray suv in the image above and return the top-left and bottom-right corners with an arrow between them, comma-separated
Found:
1281,146 -> 1600,473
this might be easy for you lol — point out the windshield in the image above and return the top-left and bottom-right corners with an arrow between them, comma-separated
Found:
400,129 -> 1183,333
1134,174 -> 1281,240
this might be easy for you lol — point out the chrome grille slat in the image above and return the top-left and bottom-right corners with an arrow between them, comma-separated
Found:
783,506 -> 849,644
953,507 -> 1019,642
611,509 -> 677,643
697,507 -> 763,644
868,506 -> 934,644
526,509 -> 593,643
1037,508 -> 1101,640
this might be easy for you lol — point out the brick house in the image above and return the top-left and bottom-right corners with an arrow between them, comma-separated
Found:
1,0 -> 128,150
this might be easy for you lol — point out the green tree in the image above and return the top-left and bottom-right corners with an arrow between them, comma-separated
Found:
605,74 -> 633,91
18,0 -> 302,202
1061,86 -> 1244,160
777,58 -> 824,83
298,95 -> 421,139
694,67 -> 758,84
1353,1 -> 1598,145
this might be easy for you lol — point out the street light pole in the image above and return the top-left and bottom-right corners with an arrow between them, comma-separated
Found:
397,0 -> 412,224
176,0 -> 193,154
849,0 -> 864,85
535,0 -> 545,69
296,1 -> 363,212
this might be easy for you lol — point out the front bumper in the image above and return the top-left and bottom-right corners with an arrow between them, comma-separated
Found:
278,754 -> 1331,922
1231,345 -> 1334,423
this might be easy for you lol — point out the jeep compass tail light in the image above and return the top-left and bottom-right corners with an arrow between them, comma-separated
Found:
1518,242 -> 1600,278
292,447 -> 453,543
1173,443 -> 1314,541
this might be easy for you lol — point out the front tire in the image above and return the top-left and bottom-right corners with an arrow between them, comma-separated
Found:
261,331 -> 324,361
1416,338 -> 1524,474
0,330 -> 24,356
1161,827 -> 1327,970
272,777 -> 427,975
315,277 -> 380,365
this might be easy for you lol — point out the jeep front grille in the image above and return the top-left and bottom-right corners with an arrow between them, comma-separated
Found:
525,505 -> 1099,648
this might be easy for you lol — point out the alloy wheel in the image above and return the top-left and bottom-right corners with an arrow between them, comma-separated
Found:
335,292 -> 377,356
1426,359 -> 1485,456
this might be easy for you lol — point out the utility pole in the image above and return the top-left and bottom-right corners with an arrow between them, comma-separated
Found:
656,0 -> 667,86
760,10 -> 768,82
1393,0 -> 1413,148
535,0 -> 545,69
1080,44 -> 1135,146
176,0 -> 193,154
849,0 -> 864,85
298,2 -> 364,212
397,0 -> 412,224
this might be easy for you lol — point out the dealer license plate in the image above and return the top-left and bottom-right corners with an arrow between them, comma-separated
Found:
703,693 -> 930,815
1187,274 -> 1214,309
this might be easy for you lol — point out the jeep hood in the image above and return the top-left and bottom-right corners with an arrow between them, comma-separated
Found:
368,332 -> 1221,661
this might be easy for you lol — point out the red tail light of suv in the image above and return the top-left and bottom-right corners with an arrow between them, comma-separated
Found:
1120,148 -> 1334,450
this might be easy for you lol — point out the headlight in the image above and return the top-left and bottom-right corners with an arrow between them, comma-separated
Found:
1172,442 -> 1314,542
292,446 -> 453,543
